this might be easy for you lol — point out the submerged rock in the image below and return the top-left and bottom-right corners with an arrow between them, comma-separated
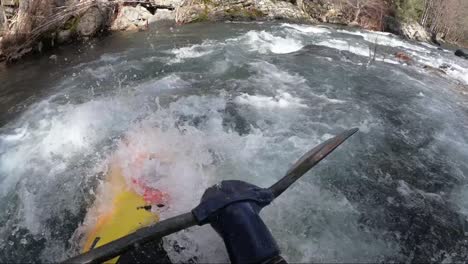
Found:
423,65 -> 446,76
395,51 -> 413,64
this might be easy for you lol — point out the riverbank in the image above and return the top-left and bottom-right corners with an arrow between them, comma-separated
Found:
1,0 -> 460,64
1,21 -> 468,263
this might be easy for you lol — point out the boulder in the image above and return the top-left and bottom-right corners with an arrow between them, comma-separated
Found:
175,0 -> 309,24
175,3 -> 205,24
256,0 -> 310,21
149,9 -> 176,23
111,5 -> 152,31
400,21 -> 431,43
423,65 -> 446,75
77,6 -> 104,37
455,49 -> 468,59
435,32 -> 445,44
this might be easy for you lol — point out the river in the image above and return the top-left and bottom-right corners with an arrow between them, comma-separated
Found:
1,21 -> 468,263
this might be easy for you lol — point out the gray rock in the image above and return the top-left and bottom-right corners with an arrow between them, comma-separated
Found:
77,6 -> 104,37
175,0 -> 309,24
257,0 -> 310,21
153,0 -> 182,6
0,6 -> 4,31
111,5 -> 152,31
149,9 -> 176,23
435,32 -> 445,43
400,21 -> 431,43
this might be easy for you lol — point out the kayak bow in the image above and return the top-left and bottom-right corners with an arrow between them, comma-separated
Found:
64,128 -> 358,264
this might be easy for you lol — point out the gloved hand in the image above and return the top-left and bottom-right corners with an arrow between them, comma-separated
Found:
193,180 -> 287,264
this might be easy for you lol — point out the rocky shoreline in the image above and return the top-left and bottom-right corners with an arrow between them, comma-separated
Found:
0,0 -> 461,63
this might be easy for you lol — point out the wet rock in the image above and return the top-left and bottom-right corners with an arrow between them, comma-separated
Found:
395,51 -> 412,64
455,49 -> 468,59
49,54 -> 58,61
125,23 -> 140,32
400,21 -> 431,43
77,6 -> 104,37
423,65 -> 446,76
111,5 -> 152,31
57,29 -> 73,44
439,63 -> 451,70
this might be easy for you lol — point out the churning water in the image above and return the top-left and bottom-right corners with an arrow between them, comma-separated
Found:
1,21 -> 468,263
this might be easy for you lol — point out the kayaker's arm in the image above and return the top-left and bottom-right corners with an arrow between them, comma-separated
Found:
63,128 -> 358,264
193,180 -> 285,264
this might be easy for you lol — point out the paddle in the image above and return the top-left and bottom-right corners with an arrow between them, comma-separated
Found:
64,128 -> 358,264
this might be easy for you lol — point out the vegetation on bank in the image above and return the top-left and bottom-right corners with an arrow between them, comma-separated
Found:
323,0 -> 468,45
0,0 -> 467,63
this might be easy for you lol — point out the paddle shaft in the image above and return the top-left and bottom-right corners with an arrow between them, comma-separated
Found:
65,213 -> 197,264
63,128 -> 358,263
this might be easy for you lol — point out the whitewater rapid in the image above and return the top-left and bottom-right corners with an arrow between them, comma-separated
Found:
0,22 -> 467,263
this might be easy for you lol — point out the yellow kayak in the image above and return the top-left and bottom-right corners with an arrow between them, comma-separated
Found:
81,155 -> 165,263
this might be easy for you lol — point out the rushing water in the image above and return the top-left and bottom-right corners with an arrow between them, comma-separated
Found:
1,21 -> 468,263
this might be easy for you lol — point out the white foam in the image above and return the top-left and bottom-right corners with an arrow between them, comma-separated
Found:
235,92 -> 307,109
445,64 -> 468,85
249,61 -> 307,88
169,40 -> 219,63
337,29 -> 428,52
239,30 -> 304,54
282,23 -> 331,34
316,39 -> 371,57
405,50 -> 468,85
315,94 -> 346,104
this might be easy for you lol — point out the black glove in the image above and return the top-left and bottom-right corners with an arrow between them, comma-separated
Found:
192,180 -> 287,264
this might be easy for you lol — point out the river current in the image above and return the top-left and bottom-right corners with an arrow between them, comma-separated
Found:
1,22 -> 468,263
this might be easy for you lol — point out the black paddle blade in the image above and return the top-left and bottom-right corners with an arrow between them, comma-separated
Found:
269,128 -> 358,198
